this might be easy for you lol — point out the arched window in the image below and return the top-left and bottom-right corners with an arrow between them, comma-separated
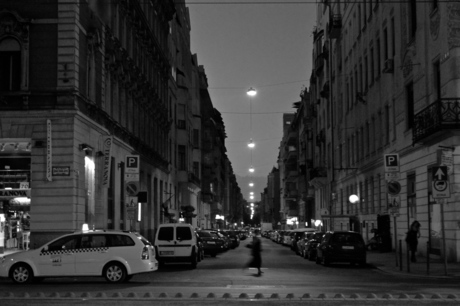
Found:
0,38 -> 21,91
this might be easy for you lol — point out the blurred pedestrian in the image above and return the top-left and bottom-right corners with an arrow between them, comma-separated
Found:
247,229 -> 263,276
405,221 -> 421,262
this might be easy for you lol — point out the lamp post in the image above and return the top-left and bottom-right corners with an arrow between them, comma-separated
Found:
247,87 -> 257,175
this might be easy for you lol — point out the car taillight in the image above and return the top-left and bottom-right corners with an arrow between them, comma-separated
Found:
141,246 -> 149,260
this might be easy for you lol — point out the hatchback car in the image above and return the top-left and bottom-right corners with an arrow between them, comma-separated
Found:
315,231 -> 366,266
303,232 -> 325,260
0,229 -> 158,284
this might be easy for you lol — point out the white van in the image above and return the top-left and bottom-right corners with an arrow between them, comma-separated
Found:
154,223 -> 199,268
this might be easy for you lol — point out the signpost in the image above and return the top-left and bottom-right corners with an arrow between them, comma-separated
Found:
431,166 -> 449,275
124,155 -> 140,229
384,153 -> 400,266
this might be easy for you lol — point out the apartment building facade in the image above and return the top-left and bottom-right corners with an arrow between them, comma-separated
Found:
310,0 -> 460,261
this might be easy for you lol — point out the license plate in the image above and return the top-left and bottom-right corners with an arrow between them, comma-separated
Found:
160,251 -> 174,255
207,241 -> 216,244
342,246 -> 354,250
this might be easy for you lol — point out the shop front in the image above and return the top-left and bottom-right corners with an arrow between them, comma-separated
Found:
0,140 -> 32,254
0,189 -> 31,253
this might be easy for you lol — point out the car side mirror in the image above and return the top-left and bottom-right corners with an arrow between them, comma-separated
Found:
41,246 -> 48,252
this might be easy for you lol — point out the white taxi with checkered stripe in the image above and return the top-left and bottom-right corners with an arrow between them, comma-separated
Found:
0,229 -> 158,283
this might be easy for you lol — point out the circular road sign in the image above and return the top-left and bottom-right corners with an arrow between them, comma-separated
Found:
433,180 -> 448,192
126,182 -> 139,196
387,181 -> 401,195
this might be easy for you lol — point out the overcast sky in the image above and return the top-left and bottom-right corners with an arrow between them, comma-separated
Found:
187,0 -> 317,200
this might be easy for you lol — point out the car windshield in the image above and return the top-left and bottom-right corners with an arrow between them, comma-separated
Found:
331,233 -> 362,244
198,231 -> 213,238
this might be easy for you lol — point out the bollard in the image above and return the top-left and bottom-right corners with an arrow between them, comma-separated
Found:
406,241 -> 410,273
399,240 -> 403,271
426,241 -> 430,275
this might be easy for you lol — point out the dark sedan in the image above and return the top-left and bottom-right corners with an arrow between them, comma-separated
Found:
196,230 -> 227,257
316,231 -> 366,266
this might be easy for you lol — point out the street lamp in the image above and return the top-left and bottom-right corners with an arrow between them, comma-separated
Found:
349,194 -> 359,204
247,87 -> 257,97
249,166 -> 255,173
249,182 -> 254,187
248,138 -> 255,148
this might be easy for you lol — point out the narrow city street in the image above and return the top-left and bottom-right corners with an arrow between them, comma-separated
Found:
1,237 -> 459,304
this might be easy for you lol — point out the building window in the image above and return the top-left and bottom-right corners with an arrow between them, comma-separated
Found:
407,173 -> 416,218
0,38 -> 21,91
376,38 -> 381,77
193,129 -> 200,148
178,145 -> 186,171
433,60 -> 441,101
193,162 -> 199,178
409,0 -> 417,39
177,119 -> 186,129
370,46 -> 374,86
406,82 -> 415,129
383,28 -> 388,61
391,18 -> 396,57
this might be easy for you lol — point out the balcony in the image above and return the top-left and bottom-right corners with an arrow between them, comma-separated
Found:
315,55 -> 325,76
413,98 -> 460,143
309,167 -> 327,180
328,14 -> 342,39
188,172 -> 201,186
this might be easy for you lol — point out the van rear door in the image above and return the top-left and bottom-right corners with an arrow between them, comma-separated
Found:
175,226 -> 193,257
157,226 -> 176,257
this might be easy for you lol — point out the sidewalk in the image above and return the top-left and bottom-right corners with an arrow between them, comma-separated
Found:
367,249 -> 460,279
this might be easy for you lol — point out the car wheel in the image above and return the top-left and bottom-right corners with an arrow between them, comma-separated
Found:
308,251 -> 315,262
124,275 -> 133,282
315,254 -> 321,264
104,262 -> 127,283
10,263 -> 34,284
190,250 -> 198,269
322,255 -> 330,266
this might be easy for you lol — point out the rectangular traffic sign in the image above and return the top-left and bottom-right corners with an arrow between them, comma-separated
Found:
385,172 -> 400,181
432,166 -> 448,181
432,166 -> 450,199
384,154 -> 400,172
125,155 -> 140,173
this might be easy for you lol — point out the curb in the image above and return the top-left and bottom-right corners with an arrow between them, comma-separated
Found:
1,292 -> 458,301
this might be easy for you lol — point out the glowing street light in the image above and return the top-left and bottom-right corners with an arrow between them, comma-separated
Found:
249,166 -> 255,173
249,182 -> 254,187
247,87 -> 257,97
247,138 -> 255,148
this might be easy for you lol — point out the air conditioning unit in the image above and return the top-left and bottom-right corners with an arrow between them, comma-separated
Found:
383,59 -> 394,73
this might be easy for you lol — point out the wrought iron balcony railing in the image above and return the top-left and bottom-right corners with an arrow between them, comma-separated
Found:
413,98 -> 460,143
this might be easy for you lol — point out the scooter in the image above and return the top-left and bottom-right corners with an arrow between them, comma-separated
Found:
366,229 -> 381,251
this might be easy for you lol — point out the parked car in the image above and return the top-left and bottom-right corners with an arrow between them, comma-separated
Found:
303,232 -> 325,260
222,230 -> 240,248
276,230 -> 286,244
0,229 -> 158,284
196,230 -> 226,257
292,228 -> 316,255
316,231 -> 367,266
154,223 -> 200,268
282,230 -> 293,246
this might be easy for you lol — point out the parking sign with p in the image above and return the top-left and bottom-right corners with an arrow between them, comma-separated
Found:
384,154 -> 399,172
125,155 -> 140,173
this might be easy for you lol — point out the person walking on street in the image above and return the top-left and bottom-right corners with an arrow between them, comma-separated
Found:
247,229 -> 263,276
406,221 -> 421,263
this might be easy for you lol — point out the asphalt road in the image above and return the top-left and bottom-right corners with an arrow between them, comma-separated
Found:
1,237 -> 460,305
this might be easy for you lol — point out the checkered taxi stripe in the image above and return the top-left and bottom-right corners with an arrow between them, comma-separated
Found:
40,247 -> 109,256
